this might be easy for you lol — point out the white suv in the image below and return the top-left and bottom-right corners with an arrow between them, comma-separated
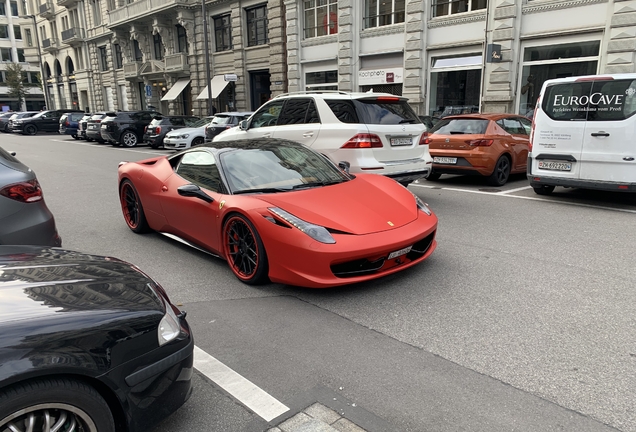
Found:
213,91 -> 433,185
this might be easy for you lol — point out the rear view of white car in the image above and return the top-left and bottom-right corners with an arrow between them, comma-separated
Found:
163,117 -> 213,150
529,74 -> 636,194
213,91 -> 432,186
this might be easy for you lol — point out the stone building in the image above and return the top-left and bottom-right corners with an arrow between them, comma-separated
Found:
285,0 -> 636,117
0,0 -> 45,111
26,0 -> 287,115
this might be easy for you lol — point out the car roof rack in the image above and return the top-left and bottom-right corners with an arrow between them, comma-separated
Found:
273,90 -> 350,99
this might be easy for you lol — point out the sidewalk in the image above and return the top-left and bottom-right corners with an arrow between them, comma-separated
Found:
268,403 -> 368,432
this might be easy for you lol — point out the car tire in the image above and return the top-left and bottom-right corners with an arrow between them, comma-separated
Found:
72,134 -> 79,140
0,378 -> 115,432
120,131 -> 138,147
191,137 -> 204,147
426,172 -> 442,181
532,185 -> 555,195
487,155 -> 511,186
24,124 -> 37,135
223,213 -> 269,285
86,137 -> 93,142
119,179 -> 150,233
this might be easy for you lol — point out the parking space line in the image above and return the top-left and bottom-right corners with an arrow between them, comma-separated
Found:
500,185 -> 532,194
193,345 -> 289,421
49,139 -> 164,155
411,183 -> 636,214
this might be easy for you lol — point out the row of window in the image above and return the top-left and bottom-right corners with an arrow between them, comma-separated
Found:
0,70 -> 40,84
0,1 -> 20,17
0,47 -> 26,62
0,25 -> 22,40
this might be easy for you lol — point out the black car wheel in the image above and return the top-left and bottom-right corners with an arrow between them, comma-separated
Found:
191,137 -> 204,147
426,172 -> 441,181
532,185 -> 555,195
120,131 -> 138,147
0,378 -> 115,432
120,180 -> 150,233
72,134 -> 79,140
223,213 -> 269,285
487,155 -> 511,186
24,124 -> 37,135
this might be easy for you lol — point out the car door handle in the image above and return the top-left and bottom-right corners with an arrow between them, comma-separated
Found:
303,132 -> 314,138
624,157 -> 635,161
591,131 -> 610,137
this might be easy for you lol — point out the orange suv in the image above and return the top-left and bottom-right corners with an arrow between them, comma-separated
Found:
426,113 -> 531,186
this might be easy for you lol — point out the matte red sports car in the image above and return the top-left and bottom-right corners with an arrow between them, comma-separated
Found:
118,139 -> 438,288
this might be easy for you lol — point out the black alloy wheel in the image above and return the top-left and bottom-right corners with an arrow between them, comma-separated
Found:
487,155 -> 511,186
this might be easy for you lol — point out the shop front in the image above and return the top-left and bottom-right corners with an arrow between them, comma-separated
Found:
428,53 -> 482,118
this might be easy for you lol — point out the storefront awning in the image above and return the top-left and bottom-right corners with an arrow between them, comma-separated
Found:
196,75 -> 231,100
161,79 -> 191,101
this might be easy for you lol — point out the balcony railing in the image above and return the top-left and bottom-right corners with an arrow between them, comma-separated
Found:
164,53 -> 189,73
42,38 -> 59,53
123,61 -> 143,79
57,0 -> 79,7
38,1 -> 55,18
61,27 -> 85,45
108,0 -> 191,27
140,60 -> 165,76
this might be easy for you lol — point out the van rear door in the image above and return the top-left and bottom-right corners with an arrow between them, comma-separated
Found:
580,78 -> 636,183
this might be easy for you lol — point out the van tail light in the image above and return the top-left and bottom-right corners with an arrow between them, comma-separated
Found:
467,139 -> 493,146
419,132 -> 430,145
341,133 -> 383,148
0,179 -> 43,203
529,96 -> 540,152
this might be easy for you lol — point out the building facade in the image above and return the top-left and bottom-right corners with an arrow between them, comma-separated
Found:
25,0 -> 636,116
0,0 -> 45,111
285,0 -> 636,117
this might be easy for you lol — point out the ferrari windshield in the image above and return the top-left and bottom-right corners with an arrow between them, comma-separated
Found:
221,145 -> 349,194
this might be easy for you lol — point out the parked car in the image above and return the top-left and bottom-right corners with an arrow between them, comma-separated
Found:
143,115 -> 201,149
59,112 -> 86,139
213,92 -> 432,186
7,111 -> 38,132
418,115 -> 440,130
77,112 -> 92,140
204,112 -> 254,141
0,112 -> 15,132
163,116 -> 215,150
118,138 -> 438,288
0,146 -> 61,246
85,112 -> 108,143
101,110 -> 161,147
528,74 -> 636,195
426,113 -> 531,186
12,109 -> 84,135
0,245 -> 193,432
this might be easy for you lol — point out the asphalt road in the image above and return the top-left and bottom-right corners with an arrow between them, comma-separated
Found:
6,134 -> 635,432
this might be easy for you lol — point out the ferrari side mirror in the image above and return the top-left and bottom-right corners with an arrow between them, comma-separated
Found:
177,184 -> 214,203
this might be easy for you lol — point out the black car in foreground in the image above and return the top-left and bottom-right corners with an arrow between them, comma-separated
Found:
0,246 -> 194,432
143,115 -> 201,148
7,111 -> 38,132
101,110 -> 160,147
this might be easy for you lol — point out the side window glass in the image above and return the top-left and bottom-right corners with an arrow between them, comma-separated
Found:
277,98 -> 310,125
518,117 -> 531,135
172,118 -> 185,127
325,100 -> 359,123
249,101 -> 285,128
587,79 -> 636,121
176,151 -> 222,193
497,118 -> 524,135
306,99 -> 320,123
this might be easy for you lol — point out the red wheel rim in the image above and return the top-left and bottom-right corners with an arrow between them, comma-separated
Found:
120,183 -> 140,229
224,217 -> 259,280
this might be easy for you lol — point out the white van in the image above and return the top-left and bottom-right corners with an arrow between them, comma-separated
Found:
528,74 -> 636,195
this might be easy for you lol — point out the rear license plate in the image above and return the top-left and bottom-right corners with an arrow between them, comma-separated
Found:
538,160 -> 572,171
390,137 -> 412,146
88,125 -> 96,129
433,157 -> 457,164
388,246 -> 412,259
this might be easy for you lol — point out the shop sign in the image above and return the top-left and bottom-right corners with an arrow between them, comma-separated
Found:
358,67 -> 404,86
486,44 -> 502,63
224,74 -> 238,82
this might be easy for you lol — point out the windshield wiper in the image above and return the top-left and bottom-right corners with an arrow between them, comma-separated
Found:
291,180 -> 345,190
399,119 -> 416,124
233,187 -> 291,195
450,131 -> 466,134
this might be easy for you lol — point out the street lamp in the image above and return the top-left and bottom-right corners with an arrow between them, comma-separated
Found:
201,0 -> 213,116
22,14 -> 49,110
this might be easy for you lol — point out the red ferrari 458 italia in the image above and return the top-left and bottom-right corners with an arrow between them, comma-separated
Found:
118,139 -> 438,288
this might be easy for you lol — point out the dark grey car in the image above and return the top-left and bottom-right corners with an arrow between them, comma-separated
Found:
0,146 -> 61,246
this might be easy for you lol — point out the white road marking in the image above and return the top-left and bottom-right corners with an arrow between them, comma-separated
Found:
500,185 -> 532,194
49,139 -> 164,155
411,183 -> 636,214
193,345 -> 289,421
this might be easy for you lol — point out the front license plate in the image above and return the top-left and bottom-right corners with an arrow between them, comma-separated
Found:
433,157 -> 457,164
388,246 -> 412,260
538,160 -> 572,171
390,137 -> 412,146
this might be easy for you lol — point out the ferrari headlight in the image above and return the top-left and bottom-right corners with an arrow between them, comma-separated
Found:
269,207 -> 335,244
158,302 -> 181,346
410,191 -> 432,216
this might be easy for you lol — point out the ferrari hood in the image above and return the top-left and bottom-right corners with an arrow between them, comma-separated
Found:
260,176 -> 419,235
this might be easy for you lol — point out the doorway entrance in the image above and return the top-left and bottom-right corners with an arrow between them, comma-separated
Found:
249,70 -> 271,111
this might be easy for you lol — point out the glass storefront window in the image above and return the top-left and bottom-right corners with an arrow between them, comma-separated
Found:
429,68 -> 481,117
518,40 -> 600,118
305,70 -> 338,91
